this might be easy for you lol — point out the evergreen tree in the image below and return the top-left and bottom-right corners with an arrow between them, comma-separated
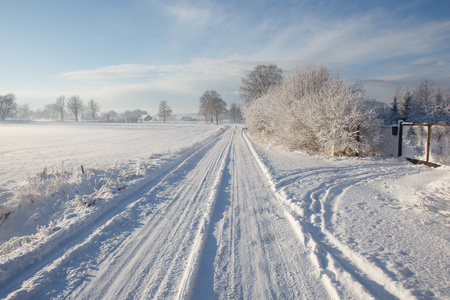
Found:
400,88 -> 412,121
390,95 -> 401,124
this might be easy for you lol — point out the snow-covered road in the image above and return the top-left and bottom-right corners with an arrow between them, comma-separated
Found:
1,125 -> 449,299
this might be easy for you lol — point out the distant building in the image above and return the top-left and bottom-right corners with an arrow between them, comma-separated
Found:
138,115 -> 153,122
181,116 -> 194,121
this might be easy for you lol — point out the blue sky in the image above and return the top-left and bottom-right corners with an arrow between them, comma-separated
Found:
1,0 -> 449,115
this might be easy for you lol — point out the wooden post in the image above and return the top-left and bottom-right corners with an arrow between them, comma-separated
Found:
355,124 -> 360,157
397,120 -> 403,157
426,124 -> 432,163
81,165 -> 85,174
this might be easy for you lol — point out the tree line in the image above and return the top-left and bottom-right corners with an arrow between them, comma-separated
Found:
382,80 -> 450,124
1,93 -> 243,124
0,94 -> 104,122
0,94 -> 162,123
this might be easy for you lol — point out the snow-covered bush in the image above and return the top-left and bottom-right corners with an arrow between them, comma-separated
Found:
244,65 -> 382,156
19,164 -> 72,204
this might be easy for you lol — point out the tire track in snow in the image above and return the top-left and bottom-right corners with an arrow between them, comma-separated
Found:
175,128 -> 233,300
70,127 -> 234,299
242,133 -> 416,300
192,127 -> 329,299
97,128 -> 234,299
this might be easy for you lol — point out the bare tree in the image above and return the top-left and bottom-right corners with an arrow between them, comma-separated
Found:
228,103 -> 243,122
0,93 -> 17,120
199,90 -> 227,125
102,110 -> 118,122
52,95 -> 66,122
239,64 -> 283,106
34,104 -> 57,120
17,103 -> 32,120
121,109 -> 147,123
157,100 -> 173,123
199,96 -> 212,123
67,95 -> 84,122
87,99 -> 100,122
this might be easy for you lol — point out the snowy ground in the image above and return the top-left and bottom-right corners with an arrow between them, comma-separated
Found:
0,122 -> 449,299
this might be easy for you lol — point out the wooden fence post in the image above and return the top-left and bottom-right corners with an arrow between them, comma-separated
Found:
426,124 -> 432,163
397,120 -> 403,157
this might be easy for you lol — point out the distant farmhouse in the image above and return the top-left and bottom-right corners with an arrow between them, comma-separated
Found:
138,115 -> 153,122
181,116 -> 194,121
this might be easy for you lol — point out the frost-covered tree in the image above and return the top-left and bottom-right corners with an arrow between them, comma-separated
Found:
67,95 -> 84,122
52,96 -> 66,122
87,99 -> 100,122
157,100 -> 173,123
244,64 -> 382,156
412,79 -> 435,122
0,93 -> 17,120
304,78 -> 381,156
445,94 -> 450,121
199,90 -> 227,125
432,87 -> 450,123
239,64 -> 283,106
395,80 -> 449,123
424,85 -> 450,123
366,100 -> 390,125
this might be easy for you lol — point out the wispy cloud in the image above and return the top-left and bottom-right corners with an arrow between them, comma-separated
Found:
55,58 -> 252,107
253,15 -> 450,67
60,64 -> 157,81
158,1 -> 224,40
43,2 -> 450,108
162,3 -> 211,24
388,60 -> 443,68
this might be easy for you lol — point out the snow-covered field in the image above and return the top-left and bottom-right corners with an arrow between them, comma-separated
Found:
0,122 -> 221,189
0,122 -> 449,299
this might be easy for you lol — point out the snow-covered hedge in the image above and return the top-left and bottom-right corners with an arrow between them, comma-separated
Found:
244,65 -> 382,156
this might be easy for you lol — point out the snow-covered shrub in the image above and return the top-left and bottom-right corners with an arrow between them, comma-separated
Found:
244,64 -> 382,156
0,235 -> 37,255
305,78 -> 382,156
19,163 -> 73,203
244,86 -> 280,141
